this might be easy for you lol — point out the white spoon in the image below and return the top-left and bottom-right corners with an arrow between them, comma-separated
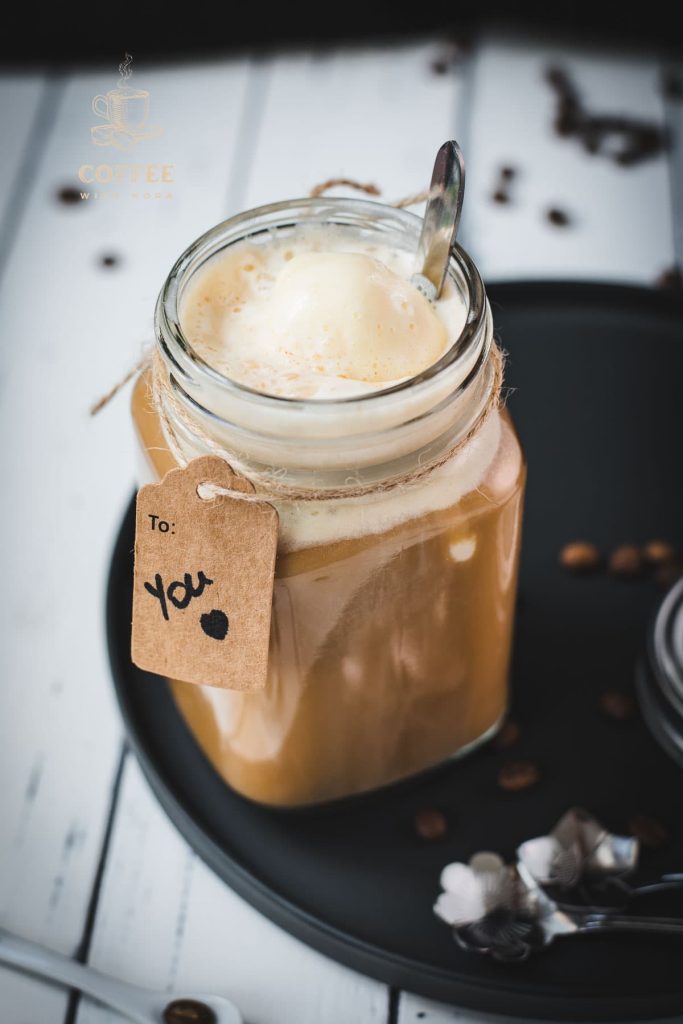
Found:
0,927 -> 242,1024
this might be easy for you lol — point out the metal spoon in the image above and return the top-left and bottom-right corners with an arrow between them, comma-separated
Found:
436,853 -> 683,964
516,810 -> 683,913
411,140 -> 466,301
455,893 -> 683,964
547,874 -> 683,915
0,927 -> 242,1024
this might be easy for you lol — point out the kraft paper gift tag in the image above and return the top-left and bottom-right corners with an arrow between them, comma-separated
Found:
132,455 -> 278,690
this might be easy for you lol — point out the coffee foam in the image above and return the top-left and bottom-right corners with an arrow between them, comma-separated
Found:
165,225 -> 502,549
179,227 -> 466,400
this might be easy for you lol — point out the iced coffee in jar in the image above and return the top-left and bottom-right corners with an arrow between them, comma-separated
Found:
132,197 -> 525,807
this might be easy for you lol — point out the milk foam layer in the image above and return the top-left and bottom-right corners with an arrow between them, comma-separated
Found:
165,224 -> 502,549
180,228 -> 466,399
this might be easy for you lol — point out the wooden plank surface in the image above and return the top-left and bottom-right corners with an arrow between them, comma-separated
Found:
461,36 -> 675,284
0,75 -> 47,247
0,58 -> 252,1023
242,41 -> 463,207
76,757 -> 388,1024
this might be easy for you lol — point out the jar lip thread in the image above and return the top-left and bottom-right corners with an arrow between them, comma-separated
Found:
155,196 -> 488,411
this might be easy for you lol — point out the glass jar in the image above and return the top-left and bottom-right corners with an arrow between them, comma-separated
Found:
132,197 -> 526,807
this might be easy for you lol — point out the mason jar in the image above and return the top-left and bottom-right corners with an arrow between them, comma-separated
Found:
131,197 -> 526,807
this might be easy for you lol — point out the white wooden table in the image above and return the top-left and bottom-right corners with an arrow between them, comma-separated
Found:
0,33 -> 681,1024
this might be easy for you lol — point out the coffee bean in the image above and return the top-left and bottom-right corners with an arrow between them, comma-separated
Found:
545,66 -> 575,97
545,67 -> 584,140
491,164 -> 518,205
547,207 -> 571,227
629,814 -> 669,849
414,808 -> 447,840
643,540 -> 677,566
582,132 -> 600,154
163,999 -> 217,1024
559,541 -> 601,574
556,97 -> 583,136
430,38 -> 468,76
498,761 -> 540,792
608,544 -> 645,579
544,67 -> 666,166
492,720 -> 520,750
56,185 -> 83,205
600,690 -> 635,721
615,125 -> 667,166
556,114 -> 578,138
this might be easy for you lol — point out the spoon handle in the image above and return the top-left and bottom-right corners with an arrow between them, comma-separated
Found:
0,928 -> 153,1024
628,877 -> 683,899
579,914 -> 683,936
555,876 -> 683,914
414,140 -> 465,299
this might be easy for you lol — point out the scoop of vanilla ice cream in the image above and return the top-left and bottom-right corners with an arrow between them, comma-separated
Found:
267,252 -> 447,382
180,228 -> 465,399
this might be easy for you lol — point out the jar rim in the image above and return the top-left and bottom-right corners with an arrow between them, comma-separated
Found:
155,196 -> 488,411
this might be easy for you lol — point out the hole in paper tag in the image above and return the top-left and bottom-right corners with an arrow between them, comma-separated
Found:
131,455 -> 278,691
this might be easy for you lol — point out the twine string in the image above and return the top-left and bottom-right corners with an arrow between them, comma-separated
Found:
308,178 -> 381,198
90,351 -> 151,416
150,344 -> 504,504
196,480 -> 269,505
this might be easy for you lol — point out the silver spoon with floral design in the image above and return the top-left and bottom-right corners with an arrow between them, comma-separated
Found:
435,852 -> 683,963
434,812 -> 683,963
517,808 -> 683,912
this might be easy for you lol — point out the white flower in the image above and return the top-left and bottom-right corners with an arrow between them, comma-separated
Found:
516,835 -> 563,885
517,809 -> 638,888
434,852 -> 514,927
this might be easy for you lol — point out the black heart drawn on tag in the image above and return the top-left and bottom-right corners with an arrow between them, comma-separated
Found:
200,609 -> 229,641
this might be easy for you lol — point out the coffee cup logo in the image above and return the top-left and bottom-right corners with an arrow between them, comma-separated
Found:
91,53 -> 162,151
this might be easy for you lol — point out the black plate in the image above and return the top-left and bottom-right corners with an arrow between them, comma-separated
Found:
107,283 -> 683,1020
